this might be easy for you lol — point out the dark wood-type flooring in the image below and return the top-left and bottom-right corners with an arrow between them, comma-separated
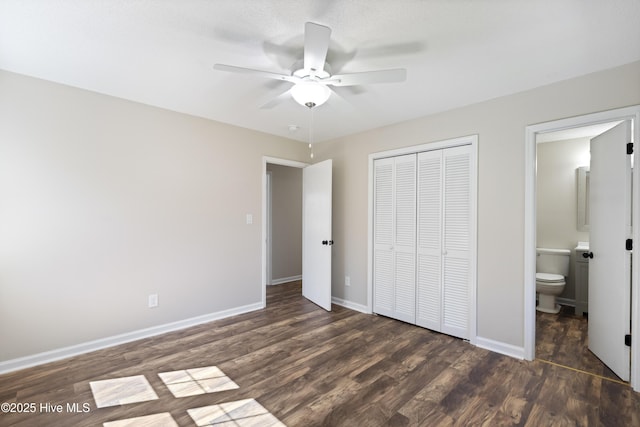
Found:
1,281 -> 638,426
536,304 -> 622,382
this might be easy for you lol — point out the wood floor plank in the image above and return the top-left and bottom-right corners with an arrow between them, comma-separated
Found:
1,281 -> 639,426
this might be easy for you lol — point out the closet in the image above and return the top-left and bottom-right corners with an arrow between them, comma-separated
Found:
373,143 -> 475,340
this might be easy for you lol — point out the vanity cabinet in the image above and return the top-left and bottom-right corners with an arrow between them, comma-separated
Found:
575,247 -> 589,316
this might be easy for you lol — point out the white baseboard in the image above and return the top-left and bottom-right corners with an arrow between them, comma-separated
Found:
270,275 -> 302,285
331,296 -> 370,314
0,302 -> 264,374
475,336 -> 525,360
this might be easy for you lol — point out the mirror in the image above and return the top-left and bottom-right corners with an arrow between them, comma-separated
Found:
577,166 -> 590,231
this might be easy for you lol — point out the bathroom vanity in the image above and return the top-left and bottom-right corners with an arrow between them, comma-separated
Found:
574,242 -> 590,316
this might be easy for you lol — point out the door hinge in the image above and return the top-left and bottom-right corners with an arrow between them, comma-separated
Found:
625,334 -> 631,347
627,142 -> 633,155
626,239 -> 633,251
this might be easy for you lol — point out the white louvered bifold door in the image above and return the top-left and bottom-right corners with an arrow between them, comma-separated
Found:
393,155 -> 417,323
374,144 -> 472,339
373,158 -> 395,318
416,150 -> 443,330
441,145 -> 472,339
373,155 -> 416,323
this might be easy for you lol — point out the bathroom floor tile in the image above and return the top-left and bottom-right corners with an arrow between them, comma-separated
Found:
90,375 -> 158,408
187,399 -> 285,426
103,412 -> 178,427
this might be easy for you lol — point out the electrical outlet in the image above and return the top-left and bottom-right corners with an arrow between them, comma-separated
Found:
345,276 -> 351,287
148,294 -> 158,308
246,214 -> 253,225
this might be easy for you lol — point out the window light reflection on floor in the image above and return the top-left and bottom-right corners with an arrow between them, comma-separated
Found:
90,366 -> 286,426
158,365 -> 239,397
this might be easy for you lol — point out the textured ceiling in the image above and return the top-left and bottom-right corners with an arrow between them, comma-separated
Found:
1,0 -> 639,143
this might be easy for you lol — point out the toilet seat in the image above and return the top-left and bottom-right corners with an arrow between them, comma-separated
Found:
536,272 -> 565,283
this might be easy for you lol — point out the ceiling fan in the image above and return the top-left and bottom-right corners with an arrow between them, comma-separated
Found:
213,22 -> 407,109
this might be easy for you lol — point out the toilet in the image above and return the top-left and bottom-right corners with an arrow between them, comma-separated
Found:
536,248 -> 570,314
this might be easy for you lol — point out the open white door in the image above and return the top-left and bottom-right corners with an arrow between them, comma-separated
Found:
303,159 -> 332,311
588,120 -> 632,381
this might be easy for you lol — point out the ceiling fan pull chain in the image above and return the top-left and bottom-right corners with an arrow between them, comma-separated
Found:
309,106 -> 315,159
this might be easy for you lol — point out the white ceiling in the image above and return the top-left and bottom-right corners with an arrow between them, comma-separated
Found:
1,0 -> 639,143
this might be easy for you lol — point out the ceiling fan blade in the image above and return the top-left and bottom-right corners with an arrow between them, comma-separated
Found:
326,68 -> 407,86
325,86 -> 355,112
259,88 -> 293,109
213,64 -> 297,83
304,22 -> 331,74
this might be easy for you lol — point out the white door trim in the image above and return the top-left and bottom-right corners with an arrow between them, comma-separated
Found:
266,171 -> 273,286
523,105 -> 640,391
367,135 -> 478,345
261,157 -> 308,307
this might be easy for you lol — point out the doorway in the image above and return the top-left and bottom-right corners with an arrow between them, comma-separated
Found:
524,105 -> 640,391
266,163 -> 303,286
534,121 -> 623,382
262,157 -> 307,306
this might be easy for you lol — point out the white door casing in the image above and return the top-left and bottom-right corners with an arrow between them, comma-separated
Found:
588,120 -> 632,381
266,171 -> 272,286
302,159 -> 333,311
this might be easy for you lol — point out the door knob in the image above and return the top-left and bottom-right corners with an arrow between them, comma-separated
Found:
582,251 -> 594,259
322,240 -> 334,245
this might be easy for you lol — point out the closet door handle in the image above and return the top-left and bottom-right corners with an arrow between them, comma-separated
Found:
582,251 -> 594,259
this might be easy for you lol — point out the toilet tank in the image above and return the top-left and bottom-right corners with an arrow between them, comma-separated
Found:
536,248 -> 571,276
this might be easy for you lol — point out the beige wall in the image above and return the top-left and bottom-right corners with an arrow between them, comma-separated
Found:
2,61 -> 639,364
0,70 -> 308,362
313,61 -> 640,348
266,164 -> 302,282
537,137 -> 591,300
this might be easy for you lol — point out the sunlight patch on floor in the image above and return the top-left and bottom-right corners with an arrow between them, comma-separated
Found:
103,412 -> 178,427
90,366 -> 285,426
158,365 -> 239,397
90,375 -> 158,408
188,399 -> 286,427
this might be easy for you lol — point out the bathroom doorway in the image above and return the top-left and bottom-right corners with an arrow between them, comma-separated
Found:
535,122 -> 622,382
524,105 -> 640,391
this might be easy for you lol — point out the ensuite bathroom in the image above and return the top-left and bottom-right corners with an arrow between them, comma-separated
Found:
536,134 -> 591,316
535,122 -> 626,381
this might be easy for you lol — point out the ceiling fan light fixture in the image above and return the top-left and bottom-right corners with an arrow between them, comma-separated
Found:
291,81 -> 330,108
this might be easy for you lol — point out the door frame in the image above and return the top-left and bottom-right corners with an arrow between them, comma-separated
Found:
367,134 -> 478,344
524,105 -> 640,391
266,170 -> 272,286
261,156 -> 308,307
